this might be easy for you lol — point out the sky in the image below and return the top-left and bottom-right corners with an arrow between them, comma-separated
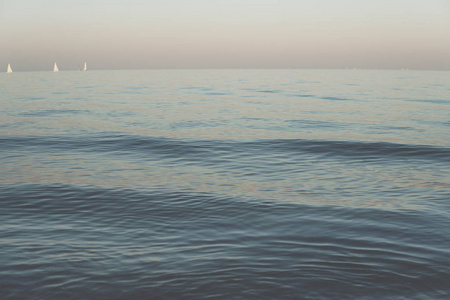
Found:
1,0 -> 449,71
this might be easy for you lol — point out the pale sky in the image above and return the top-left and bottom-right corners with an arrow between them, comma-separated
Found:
1,0 -> 449,71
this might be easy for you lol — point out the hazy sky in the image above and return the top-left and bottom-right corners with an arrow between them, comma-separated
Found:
1,0 -> 449,70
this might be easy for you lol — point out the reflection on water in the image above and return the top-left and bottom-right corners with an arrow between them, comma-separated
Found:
2,70 -> 449,144
1,69 -> 450,299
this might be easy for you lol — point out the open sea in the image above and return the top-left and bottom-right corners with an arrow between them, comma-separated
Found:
1,69 -> 449,299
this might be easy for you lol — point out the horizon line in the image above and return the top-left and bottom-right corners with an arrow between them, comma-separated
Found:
4,67 -> 450,72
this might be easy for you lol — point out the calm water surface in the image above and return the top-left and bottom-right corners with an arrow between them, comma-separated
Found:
1,69 -> 450,299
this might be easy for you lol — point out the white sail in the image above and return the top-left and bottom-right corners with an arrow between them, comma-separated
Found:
83,62 -> 87,71
54,63 -> 59,72
6,63 -> 12,73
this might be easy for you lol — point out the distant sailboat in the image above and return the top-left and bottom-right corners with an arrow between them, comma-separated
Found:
6,63 -> 12,73
83,62 -> 87,71
53,63 -> 59,72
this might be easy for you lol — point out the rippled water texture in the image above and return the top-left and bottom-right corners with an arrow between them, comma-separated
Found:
1,69 -> 450,299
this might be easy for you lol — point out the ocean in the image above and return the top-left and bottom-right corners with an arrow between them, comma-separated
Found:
1,69 -> 449,299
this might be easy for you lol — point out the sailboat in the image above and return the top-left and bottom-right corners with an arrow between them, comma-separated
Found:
6,63 -> 12,73
83,62 -> 87,71
53,63 -> 59,72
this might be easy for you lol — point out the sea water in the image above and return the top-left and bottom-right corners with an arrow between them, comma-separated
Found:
1,69 -> 449,299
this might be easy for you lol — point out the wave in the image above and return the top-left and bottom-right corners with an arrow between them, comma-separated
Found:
1,134 -> 449,163
1,183 -> 449,299
20,109 -> 91,117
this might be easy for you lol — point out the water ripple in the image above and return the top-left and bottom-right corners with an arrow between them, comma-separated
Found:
1,184 -> 449,299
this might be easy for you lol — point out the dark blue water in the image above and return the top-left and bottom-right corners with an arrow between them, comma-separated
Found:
1,69 -> 449,299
